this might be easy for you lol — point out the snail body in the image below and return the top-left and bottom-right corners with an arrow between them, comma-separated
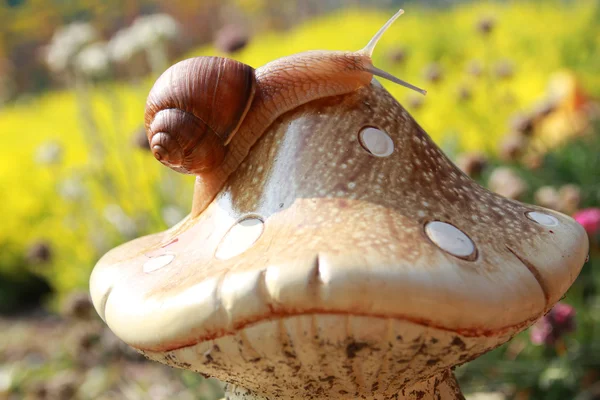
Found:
144,9 -> 425,215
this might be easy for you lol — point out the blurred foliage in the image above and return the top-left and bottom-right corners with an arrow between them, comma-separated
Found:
0,83 -> 194,306
0,308 -> 225,399
0,0 -> 226,89
0,1 -> 599,399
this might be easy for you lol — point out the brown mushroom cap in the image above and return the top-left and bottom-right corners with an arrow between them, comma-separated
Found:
90,82 -> 587,398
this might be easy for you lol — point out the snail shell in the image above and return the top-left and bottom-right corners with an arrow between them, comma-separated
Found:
145,57 -> 256,174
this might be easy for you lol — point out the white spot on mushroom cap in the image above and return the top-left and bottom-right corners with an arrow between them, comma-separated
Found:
359,127 -> 394,157
425,221 -> 475,258
143,253 -> 175,273
215,217 -> 264,260
526,211 -> 559,227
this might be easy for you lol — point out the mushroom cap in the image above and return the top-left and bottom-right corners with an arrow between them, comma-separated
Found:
90,82 -> 587,397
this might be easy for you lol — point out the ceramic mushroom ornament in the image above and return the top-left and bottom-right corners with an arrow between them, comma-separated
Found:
90,9 -> 589,400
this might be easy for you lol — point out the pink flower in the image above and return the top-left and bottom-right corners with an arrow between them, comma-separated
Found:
574,208 -> 600,236
551,303 -> 576,329
530,318 -> 552,345
530,302 -> 576,346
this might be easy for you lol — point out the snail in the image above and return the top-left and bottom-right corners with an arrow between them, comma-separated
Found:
145,9 -> 425,215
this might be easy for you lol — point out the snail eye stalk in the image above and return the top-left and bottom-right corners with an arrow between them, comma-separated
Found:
360,9 -> 427,96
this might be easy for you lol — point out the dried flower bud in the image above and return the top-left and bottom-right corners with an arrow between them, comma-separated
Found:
27,381 -> 49,399
26,241 -> 53,265
499,133 -> 527,162
457,85 -> 472,102
407,94 -> 424,110
531,100 -> 557,119
456,152 -> 487,178
522,153 -> 544,170
488,167 -> 528,200
466,60 -> 483,78
557,184 -> 581,215
63,324 -> 103,367
534,186 -> 560,210
476,16 -> 496,36
215,25 -> 249,54
62,291 -> 95,320
388,47 -> 408,64
494,59 -> 514,80
423,63 -> 443,84
47,371 -> 79,400
509,113 -> 535,136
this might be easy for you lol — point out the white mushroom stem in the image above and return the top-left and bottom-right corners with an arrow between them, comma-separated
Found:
221,370 -> 464,400
401,370 -> 465,400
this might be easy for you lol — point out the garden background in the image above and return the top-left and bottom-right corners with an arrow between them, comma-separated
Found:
0,0 -> 599,399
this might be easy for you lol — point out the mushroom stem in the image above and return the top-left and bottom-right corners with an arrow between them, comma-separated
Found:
221,370 -> 464,400
401,370 -> 465,399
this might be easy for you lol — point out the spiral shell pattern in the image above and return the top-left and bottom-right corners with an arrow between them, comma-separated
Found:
145,57 -> 256,174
